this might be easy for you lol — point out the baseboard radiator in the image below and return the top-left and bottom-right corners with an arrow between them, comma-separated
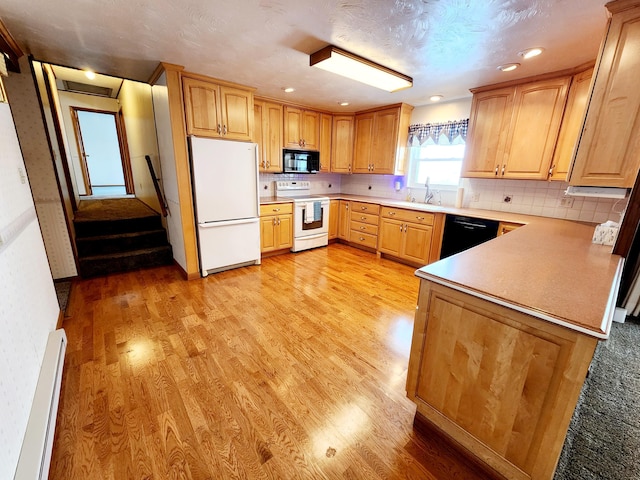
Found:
14,329 -> 67,480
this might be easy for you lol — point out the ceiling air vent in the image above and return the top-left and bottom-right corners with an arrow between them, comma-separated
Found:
61,80 -> 113,97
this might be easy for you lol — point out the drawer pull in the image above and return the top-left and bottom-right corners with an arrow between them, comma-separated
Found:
359,237 -> 365,241
361,216 -> 366,220
416,216 -> 424,220
361,206 -> 367,211
388,211 -> 396,216
273,208 -> 280,212
360,226 -> 366,230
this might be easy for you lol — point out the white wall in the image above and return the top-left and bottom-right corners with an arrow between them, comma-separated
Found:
4,57 -> 77,279
152,74 -> 186,270
411,97 -> 472,124
118,80 -> 162,212
0,90 -> 60,480
58,91 -> 120,195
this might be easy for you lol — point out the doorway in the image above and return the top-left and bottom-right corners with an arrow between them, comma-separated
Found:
71,107 -> 134,196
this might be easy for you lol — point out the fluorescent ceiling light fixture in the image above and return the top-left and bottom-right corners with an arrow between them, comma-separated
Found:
84,70 -> 96,80
310,45 -> 412,92
430,95 -> 443,102
497,63 -> 520,72
519,47 -> 544,59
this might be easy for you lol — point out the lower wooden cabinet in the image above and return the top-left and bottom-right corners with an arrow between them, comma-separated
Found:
378,207 -> 436,265
349,202 -> 380,249
260,203 -> 292,253
407,280 -> 597,480
338,200 -> 350,241
329,199 -> 339,240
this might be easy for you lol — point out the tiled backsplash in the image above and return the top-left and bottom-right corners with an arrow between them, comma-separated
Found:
260,173 -> 628,225
462,178 -> 628,224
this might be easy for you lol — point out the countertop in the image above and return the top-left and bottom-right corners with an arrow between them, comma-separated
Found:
260,194 -> 623,338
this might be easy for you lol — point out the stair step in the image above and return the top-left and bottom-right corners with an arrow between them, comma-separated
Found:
76,229 -> 168,257
74,215 -> 162,238
78,245 -> 173,278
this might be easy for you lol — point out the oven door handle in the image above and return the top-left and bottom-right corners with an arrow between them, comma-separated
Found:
298,232 -> 327,240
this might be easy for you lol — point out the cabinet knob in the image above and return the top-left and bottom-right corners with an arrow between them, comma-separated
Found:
549,164 -> 555,176
273,208 -> 280,212
404,224 -> 407,232
389,211 -> 396,216
359,237 -> 365,241
416,216 -> 424,220
273,218 -> 276,225
217,124 -> 222,135
494,164 -> 499,176
360,226 -> 366,230
501,164 -> 506,176
399,224 -> 403,231
361,216 -> 366,220
223,125 -> 227,135
361,206 -> 367,211
277,218 -> 281,225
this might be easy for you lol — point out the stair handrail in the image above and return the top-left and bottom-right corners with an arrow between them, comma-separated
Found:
145,155 -> 168,217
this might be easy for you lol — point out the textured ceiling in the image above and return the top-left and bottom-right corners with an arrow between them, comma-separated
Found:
0,0 -> 609,111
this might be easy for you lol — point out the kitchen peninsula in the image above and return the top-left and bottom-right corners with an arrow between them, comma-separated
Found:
405,218 -> 623,480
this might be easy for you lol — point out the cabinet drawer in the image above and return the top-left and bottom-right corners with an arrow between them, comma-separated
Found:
260,202 -> 293,216
350,221 -> 379,236
351,211 -> 379,226
381,207 -> 434,226
350,230 -> 378,249
351,202 -> 380,215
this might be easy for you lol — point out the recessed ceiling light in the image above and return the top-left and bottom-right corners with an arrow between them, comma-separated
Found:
84,70 -> 96,80
339,101 -> 350,106
497,63 -> 520,72
430,95 -> 443,102
518,47 -> 544,59
282,87 -> 295,93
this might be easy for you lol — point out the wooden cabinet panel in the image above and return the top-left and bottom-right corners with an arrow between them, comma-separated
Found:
284,106 -> 319,149
260,203 -> 293,216
550,68 -> 593,181
351,202 -> 380,215
338,200 -> 350,240
497,222 -> 523,236
349,230 -> 378,249
183,77 -> 221,137
462,87 -> 514,178
378,217 -> 404,256
353,113 -> 374,173
372,107 -> 400,173
402,223 -> 433,265
350,221 -> 378,236
570,6 -> 640,187
331,115 -> 354,173
319,113 -> 332,172
350,211 -> 378,226
329,199 -> 339,240
503,78 -> 570,179
276,214 -> 293,250
260,216 -> 277,251
219,86 -> 252,140
260,203 -> 292,253
183,76 -> 253,141
381,207 -> 434,226
407,282 -> 597,480
255,99 -> 283,172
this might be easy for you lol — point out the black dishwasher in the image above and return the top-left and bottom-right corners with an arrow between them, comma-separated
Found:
440,215 -> 499,259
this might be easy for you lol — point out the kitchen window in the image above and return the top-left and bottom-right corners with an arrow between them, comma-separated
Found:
407,119 -> 468,189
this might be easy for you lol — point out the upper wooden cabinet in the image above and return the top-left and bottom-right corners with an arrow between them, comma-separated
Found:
462,77 -> 570,180
254,99 -> 283,173
353,103 -> 413,175
331,115 -> 354,173
182,76 -> 253,141
284,106 -> 320,150
319,113 -> 332,172
550,68 -> 594,181
569,1 -> 640,188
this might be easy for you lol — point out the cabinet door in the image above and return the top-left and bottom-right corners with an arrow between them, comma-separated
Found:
319,113 -> 332,172
260,216 -> 277,252
461,87 -> 514,178
570,8 -> 640,187
378,217 -> 404,256
550,69 -> 593,181
183,77 -> 221,137
402,223 -> 433,265
254,102 -> 266,170
331,115 -> 354,173
302,110 -> 320,150
338,200 -> 350,240
219,85 -> 252,141
372,107 -> 400,174
284,106 -> 303,148
503,77 -> 570,179
329,199 -> 339,239
264,102 -> 283,172
276,214 -> 293,250
353,113 -> 374,173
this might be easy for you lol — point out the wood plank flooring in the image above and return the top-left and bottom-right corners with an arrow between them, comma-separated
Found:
50,244 -> 493,479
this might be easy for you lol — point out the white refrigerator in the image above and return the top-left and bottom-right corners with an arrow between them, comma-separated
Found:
189,136 -> 261,276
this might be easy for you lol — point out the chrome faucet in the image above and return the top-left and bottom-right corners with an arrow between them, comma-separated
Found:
424,177 -> 434,204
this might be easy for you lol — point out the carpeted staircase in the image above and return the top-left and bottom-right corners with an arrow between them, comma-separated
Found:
74,198 -> 173,277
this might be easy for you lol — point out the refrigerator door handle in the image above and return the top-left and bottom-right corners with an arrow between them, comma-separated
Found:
199,218 -> 260,228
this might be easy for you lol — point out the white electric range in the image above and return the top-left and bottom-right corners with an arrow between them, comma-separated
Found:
275,181 -> 330,252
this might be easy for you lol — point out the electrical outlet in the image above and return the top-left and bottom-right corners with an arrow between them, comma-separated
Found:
471,193 -> 480,202
503,194 -> 513,203
559,197 -> 574,208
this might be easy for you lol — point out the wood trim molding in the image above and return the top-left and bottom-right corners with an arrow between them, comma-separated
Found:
181,71 -> 256,92
470,61 -> 598,94
0,18 -> 24,73
69,107 -> 93,195
56,309 -> 64,329
606,0 -> 640,15
116,108 -> 135,194
148,62 -> 184,86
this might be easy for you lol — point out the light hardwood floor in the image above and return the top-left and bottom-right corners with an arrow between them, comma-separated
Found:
50,244 -> 492,479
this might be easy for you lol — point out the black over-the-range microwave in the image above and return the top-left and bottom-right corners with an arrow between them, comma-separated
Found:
282,149 -> 320,174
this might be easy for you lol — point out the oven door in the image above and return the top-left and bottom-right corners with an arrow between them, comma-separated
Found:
295,200 -> 329,238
